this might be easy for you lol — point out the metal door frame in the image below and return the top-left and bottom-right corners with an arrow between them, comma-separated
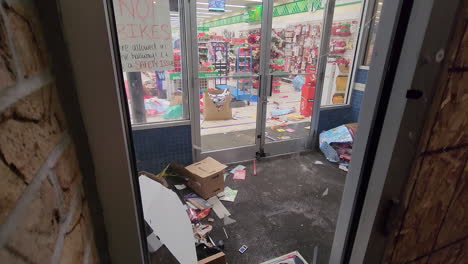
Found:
190,0 -> 275,164
190,0 -> 341,163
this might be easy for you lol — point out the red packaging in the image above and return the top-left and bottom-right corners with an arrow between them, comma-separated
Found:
301,83 -> 316,99
300,96 -> 314,117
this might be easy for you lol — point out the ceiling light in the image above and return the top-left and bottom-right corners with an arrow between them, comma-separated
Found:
197,12 -> 218,15
196,2 -> 246,8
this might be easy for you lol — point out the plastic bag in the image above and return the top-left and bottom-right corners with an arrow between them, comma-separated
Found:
163,105 -> 183,119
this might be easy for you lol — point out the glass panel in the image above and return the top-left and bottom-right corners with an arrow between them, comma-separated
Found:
112,0 -> 187,125
266,0 -> 324,142
363,0 -> 384,66
320,1 -> 363,107
199,76 -> 259,152
196,0 -> 263,152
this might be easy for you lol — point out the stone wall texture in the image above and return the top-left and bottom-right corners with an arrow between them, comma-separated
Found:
0,0 -> 100,263
383,2 -> 468,264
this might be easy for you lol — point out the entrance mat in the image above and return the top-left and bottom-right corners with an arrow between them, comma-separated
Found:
260,251 -> 308,264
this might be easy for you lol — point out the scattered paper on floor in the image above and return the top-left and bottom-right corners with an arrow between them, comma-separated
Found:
175,184 -> 186,190
207,196 -> 231,219
223,215 -> 237,226
230,164 -> 246,172
233,169 -> 246,180
322,188 -> 329,197
219,187 -> 238,202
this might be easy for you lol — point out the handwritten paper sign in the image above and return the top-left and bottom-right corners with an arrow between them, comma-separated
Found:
113,0 -> 174,72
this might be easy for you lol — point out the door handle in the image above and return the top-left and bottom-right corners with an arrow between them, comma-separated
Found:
268,75 -> 273,96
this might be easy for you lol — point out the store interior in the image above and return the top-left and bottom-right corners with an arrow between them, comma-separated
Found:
128,0 -> 364,152
117,0 -> 381,263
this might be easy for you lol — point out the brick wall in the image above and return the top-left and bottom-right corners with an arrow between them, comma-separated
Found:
0,0 -> 100,263
383,3 -> 468,264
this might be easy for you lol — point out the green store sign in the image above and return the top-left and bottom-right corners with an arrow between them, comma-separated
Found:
202,0 -> 362,28
169,72 -> 221,80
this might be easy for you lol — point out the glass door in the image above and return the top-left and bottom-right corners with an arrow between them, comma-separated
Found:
257,0 -> 324,157
191,0 -> 267,163
191,0 -> 340,162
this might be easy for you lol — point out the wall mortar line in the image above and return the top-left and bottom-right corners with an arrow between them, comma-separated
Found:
0,70 -> 53,112
82,243 -> 91,264
0,133 -> 70,247
50,189 -> 80,264
48,172 -> 67,223
0,169 -> 50,247
0,0 -> 23,83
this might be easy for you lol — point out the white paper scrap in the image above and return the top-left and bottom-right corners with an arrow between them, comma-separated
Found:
175,184 -> 186,190
322,188 -> 329,197
207,196 -> 231,219
230,164 -> 246,172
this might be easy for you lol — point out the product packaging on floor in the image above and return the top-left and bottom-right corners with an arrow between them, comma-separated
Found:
319,123 -> 358,169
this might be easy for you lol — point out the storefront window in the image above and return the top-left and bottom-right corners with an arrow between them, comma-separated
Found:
320,1 -> 363,106
363,0 -> 383,66
111,0 -> 188,125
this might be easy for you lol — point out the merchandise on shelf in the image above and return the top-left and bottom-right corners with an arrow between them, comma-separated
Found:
331,22 -> 351,37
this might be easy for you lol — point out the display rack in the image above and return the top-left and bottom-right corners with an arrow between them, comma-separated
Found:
232,43 -> 254,103
211,41 -> 231,90
198,41 -> 209,65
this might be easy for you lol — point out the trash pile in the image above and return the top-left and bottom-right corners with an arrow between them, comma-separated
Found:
141,156 -> 252,263
319,123 -> 357,171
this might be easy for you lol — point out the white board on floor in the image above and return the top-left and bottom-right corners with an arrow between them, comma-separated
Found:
139,176 -> 197,264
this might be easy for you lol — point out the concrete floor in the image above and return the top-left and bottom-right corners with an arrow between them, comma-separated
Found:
151,151 -> 346,264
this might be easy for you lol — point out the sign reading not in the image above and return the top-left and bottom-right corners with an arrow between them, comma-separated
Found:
113,0 -> 174,72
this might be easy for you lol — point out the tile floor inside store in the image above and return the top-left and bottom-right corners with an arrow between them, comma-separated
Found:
201,80 -> 313,151
151,152 -> 346,264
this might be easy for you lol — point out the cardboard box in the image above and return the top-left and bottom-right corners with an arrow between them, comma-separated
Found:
185,157 -> 227,199
335,75 -> 348,92
203,90 -> 232,121
198,252 -> 226,264
170,92 -> 183,106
